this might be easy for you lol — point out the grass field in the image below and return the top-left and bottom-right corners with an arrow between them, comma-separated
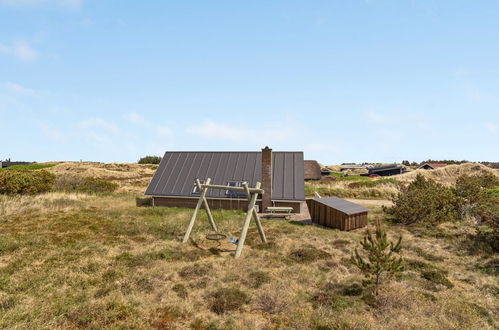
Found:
1,192 -> 497,329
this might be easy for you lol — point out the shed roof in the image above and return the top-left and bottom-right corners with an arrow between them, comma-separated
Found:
145,151 -> 305,201
313,196 -> 369,215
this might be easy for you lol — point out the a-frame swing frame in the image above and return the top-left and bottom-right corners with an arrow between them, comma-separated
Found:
182,178 -> 267,258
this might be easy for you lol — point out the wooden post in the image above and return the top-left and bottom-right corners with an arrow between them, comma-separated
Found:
199,180 -> 217,232
182,178 -> 212,243
235,183 -> 260,258
243,182 -> 267,244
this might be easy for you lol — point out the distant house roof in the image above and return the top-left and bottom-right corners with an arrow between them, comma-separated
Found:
145,151 -> 305,201
417,163 -> 447,170
304,160 -> 321,180
313,197 -> 369,215
369,164 -> 405,174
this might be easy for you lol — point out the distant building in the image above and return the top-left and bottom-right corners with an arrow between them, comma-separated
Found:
340,164 -> 369,171
0,161 -> 33,168
368,164 -> 406,176
417,163 -> 447,170
304,160 -> 322,180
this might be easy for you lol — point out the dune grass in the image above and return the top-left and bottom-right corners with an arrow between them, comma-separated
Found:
0,193 -> 497,329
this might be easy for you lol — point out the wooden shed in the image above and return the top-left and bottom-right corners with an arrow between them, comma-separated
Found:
306,197 -> 368,231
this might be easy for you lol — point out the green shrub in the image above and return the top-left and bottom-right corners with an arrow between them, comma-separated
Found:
138,156 -> 162,164
55,175 -> 118,194
0,169 -> 55,194
208,287 -> 250,314
456,174 -> 499,251
384,174 -> 460,225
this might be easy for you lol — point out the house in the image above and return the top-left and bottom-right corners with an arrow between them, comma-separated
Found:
304,160 -> 321,180
417,163 -> 447,170
306,196 -> 368,230
368,164 -> 406,176
340,164 -> 368,171
0,161 -> 33,168
144,147 -> 305,213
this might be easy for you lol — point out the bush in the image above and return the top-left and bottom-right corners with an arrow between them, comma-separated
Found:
384,174 -> 460,225
455,174 -> 499,251
456,174 -> 499,224
138,156 -> 162,164
54,175 -> 118,194
0,169 -> 55,194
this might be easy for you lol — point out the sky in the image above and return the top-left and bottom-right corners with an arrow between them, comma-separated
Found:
0,0 -> 498,164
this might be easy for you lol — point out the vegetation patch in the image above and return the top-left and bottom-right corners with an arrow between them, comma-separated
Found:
0,163 -> 55,171
311,288 -> 351,310
288,246 -> 331,263
341,282 -> 364,296
172,283 -> 188,298
421,269 -> 454,289
348,178 -> 398,188
138,155 -> 162,164
55,175 -> 118,194
246,270 -> 271,289
151,305 -> 183,329
207,287 -> 250,314
179,263 -> 213,279
474,258 -> 499,276
254,290 -> 290,315
384,174 -> 460,225
0,169 -> 55,194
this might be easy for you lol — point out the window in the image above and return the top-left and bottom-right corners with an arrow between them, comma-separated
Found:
192,179 -> 206,194
226,181 -> 248,197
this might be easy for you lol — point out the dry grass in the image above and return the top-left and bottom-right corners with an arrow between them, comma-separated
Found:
47,162 -> 156,193
307,163 -> 499,200
305,179 -> 400,200
0,192 -> 92,218
0,192 -> 497,329
394,163 -> 499,186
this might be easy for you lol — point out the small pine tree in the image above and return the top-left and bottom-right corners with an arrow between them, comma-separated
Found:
351,220 -> 403,295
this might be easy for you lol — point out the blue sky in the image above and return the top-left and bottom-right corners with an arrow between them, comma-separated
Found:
0,0 -> 498,164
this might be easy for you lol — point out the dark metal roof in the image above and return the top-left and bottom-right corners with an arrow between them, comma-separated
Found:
313,197 -> 369,215
369,164 -> 405,173
145,151 -> 305,201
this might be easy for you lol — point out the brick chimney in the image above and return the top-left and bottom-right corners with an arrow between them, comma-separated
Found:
261,146 -> 272,212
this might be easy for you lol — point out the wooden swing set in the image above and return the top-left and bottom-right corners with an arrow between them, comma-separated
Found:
182,178 -> 267,258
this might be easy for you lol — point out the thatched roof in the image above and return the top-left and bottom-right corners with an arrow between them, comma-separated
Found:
304,160 -> 321,180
